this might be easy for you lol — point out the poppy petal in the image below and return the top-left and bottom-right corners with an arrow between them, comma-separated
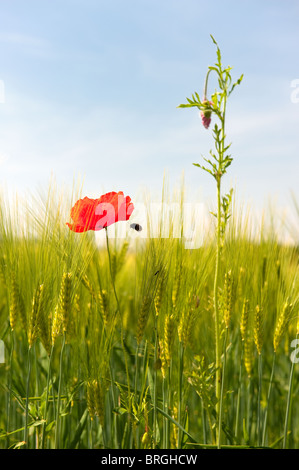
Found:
66,191 -> 134,232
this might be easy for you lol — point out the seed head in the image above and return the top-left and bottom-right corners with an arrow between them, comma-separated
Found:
254,304 -> 264,355
59,272 -> 73,333
28,284 -> 44,349
240,299 -> 249,342
223,270 -> 233,329
273,301 -> 293,353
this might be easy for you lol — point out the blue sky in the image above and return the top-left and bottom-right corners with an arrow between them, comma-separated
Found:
0,0 -> 299,235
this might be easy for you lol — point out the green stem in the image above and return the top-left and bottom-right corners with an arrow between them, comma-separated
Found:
24,346 -> 32,448
257,353 -> 262,446
214,91 -> 227,448
235,346 -> 243,440
161,360 -> 171,449
177,341 -> 184,449
6,329 -> 14,449
134,342 -> 140,448
262,352 -> 276,446
162,376 -> 166,449
134,342 -> 139,400
109,357 -> 120,449
166,362 -> 172,449
214,175 -> 222,446
42,345 -> 54,449
201,399 -> 207,445
283,335 -> 297,449
218,327 -> 228,448
105,228 -> 131,412
153,317 -> 158,448
246,377 -> 252,440
55,333 -> 66,449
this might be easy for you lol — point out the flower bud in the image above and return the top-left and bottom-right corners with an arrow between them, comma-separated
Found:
200,100 -> 212,129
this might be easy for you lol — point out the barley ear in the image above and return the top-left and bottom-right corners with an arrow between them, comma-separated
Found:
178,295 -> 198,348
136,295 -> 151,345
240,298 -> 249,342
51,305 -> 62,346
254,304 -> 264,355
8,272 -> 18,332
240,298 -> 253,377
273,301 -> 293,353
92,380 -> 105,427
81,273 -> 95,297
172,260 -> 182,309
28,284 -> 44,349
9,271 -> 27,331
0,255 -> 7,289
244,333 -> 254,378
98,289 -> 109,326
223,270 -> 233,329
86,381 -> 96,421
159,338 -> 167,379
58,272 -> 73,333
154,274 -> 165,316
164,313 -> 175,365
38,304 -> 52,356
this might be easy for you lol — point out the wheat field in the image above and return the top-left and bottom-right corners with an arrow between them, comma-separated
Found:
0,181 -> 298,450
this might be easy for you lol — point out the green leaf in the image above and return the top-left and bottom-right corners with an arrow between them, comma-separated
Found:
210,34 -> 218,46
156,406 -> 197,443
211,92 -> 219,108
208,65 -> 219,74
193,163 -> 215,178
32,419 -> 46,428
147,367 -> 160,444
68,408 -> 88,449
10,441 -> 26,449
229,73 -> 244,96
177,103 -> 195,108
116,407 -> 129,415
46,420 -> 56,433
147,365 -> 155,400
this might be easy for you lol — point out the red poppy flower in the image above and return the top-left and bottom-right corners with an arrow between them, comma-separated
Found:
66,191 -> 134,233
